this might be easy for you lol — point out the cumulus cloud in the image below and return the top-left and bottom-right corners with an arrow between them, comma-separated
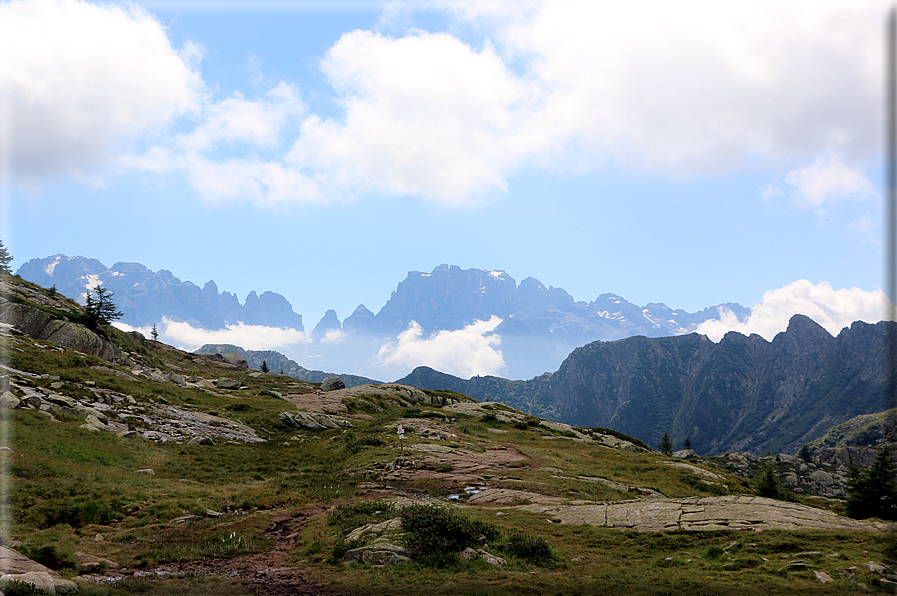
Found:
114,318 -> 306,352
376,316 -> 506,378
0,0 -> 203,183
7,0 -> 887,206
775,154 -> 878,207
285,30 -> 540,205
695,280 -> 890,342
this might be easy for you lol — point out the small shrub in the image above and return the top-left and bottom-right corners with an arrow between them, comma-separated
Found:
327,538 -> 363,565
501,532 -> 553,563
1,580 -> 52,596
704,545 -> 724,560
327,501 -> 396,536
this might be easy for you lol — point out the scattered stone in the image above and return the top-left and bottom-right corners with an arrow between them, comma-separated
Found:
814,570 -> 834,583
571,556 -> 590,563
0,392 -> 21,409
261,389 -> 283,400
46,393 -> 77,408
171,515 -> 200,524
94,534 -> 104,542
134,469 -> 155,475
216,378 -> 241,390
54,578 -> 79,593
863,562 -> 896,575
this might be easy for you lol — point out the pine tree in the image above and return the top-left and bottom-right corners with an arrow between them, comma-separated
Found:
756,465 -> 783,499
798,444 -> 813,463
683,437 -> 692,450
657,432 -> 674,456
0,240 -> 12,274
83,285 -> 123,331
845,446 -> 897,520
261,360 -> 269,373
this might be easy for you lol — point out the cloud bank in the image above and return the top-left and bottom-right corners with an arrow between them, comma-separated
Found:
4,0 -> 887,206
114,318 -> 306,352
376,316 -> 506,378
695,280 -> 889,342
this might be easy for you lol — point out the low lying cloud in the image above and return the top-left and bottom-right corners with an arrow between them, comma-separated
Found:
377,316 -> 506,378
695,280 -> 889,342
114,318 -> 306,352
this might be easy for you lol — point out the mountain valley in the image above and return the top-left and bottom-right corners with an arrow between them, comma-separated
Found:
0,273 -> 895,595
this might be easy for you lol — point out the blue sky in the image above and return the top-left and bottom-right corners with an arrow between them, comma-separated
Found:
0,0 -> 890,372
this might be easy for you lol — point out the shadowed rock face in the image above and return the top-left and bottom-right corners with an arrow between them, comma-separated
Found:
0,301 -> 122,362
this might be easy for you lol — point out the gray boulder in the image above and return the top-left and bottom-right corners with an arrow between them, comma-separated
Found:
216,378 -> 241,390
0,392 -> 21,409
261,389 -> 283,400
321,375 -> 346,392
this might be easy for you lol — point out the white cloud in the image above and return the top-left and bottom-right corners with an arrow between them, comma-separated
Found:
376,316 -> 506,377
8,0 -> 888,207
0,0 -> 203,183
114,317 -> 306,352
285,30 -> 540,205
695,280 -> 889,342
781,154 -> 877,206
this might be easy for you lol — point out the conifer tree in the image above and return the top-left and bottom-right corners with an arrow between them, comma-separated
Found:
683,437 -> 692,450
261,360 -> 269,373
657,432 -> 674,456
0,240 -> 12,274
845,446 -> 897,520
83,285 -> 123,331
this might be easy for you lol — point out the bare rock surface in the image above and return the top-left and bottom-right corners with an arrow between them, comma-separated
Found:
516,494 -> 881,532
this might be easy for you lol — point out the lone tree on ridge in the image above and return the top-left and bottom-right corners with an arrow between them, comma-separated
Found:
657,432 -> 674,456
0,240 -> 12,274
84,285 -> 123,331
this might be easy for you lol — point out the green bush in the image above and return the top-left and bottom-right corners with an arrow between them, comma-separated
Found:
400,504 -> 500,566
327,501 -> 396,536
1,580 -> 53,596
500,532 -> 553,563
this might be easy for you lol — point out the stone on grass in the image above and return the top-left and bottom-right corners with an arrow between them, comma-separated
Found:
321,375 -> 346,392
216,378 -> 241,390
1,571 -> 57,594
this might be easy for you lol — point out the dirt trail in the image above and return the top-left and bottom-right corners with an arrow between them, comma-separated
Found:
153,507 -> 342,596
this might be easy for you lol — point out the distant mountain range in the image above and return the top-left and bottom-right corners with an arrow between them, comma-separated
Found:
17,256 -> 750,379
16,255 -> 304,331
396,315 -> 894,455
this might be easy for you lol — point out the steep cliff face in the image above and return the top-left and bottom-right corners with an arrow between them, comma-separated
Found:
398,316 -> 893,456
375,264 -> 519,333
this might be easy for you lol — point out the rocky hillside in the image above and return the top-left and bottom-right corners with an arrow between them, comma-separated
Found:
398,315 -> 893,456
1,274 -> 894,595
194,343 -> 380,388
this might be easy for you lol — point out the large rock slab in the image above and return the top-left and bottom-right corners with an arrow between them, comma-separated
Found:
517,495 -> 882,532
